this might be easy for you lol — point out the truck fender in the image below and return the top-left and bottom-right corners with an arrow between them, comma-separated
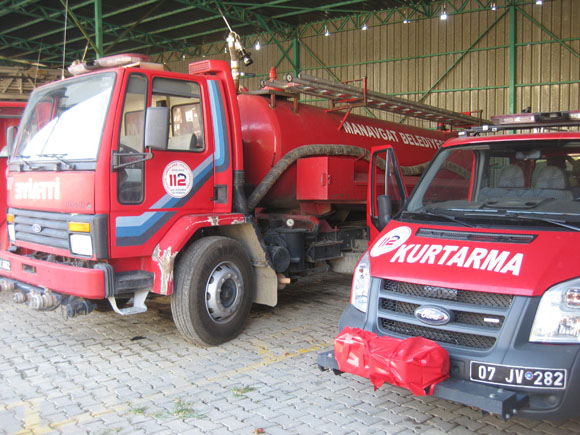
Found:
218,222 -> 278,307
152,214 -> 278,306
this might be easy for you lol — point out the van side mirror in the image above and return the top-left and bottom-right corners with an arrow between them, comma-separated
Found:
377,194 -> 392,231
6,126 -> 17,156
145,107 -> 169,150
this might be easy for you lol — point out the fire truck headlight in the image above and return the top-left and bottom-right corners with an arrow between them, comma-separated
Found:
7,224 -> 15,242
7,214 -> 15,242
70,234 -> 93,257
530,278 -> 580,343
351,251 -> 371,313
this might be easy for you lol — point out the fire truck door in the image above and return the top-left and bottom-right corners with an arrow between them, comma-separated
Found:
367,146 -> 407,241
111,74 -> 214,255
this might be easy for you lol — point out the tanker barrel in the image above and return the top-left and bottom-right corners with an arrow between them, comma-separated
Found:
247,144 -> 369,211
246,143 -> 430,211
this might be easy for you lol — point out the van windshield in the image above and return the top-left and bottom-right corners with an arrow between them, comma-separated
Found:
403,140 -> 580,229
12,72 -> 115,170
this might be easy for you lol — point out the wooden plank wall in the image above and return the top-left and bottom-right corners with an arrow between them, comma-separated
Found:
165,0 -> 579,127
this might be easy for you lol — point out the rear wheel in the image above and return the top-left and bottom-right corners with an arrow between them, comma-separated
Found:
171,236 -> 254,346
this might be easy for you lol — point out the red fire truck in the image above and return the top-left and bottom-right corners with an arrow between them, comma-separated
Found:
0,47 -> 482,346
0,101 -> 26,250
318,111 -> 580,420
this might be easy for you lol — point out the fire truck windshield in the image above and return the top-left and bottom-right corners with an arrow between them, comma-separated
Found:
13,72 -> 115,167
403,140 -> 580,228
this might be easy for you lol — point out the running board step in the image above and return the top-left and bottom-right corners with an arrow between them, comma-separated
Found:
108,289 -> 149,315
114,270 -> 154,295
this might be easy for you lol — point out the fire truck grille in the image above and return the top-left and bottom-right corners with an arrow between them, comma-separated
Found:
377,279 -> 514,350
11,209 -> 71,250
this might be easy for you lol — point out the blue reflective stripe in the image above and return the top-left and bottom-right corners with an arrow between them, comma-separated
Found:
207,80 -> 230,173
116,156 -> 214,246
151,155 -> 214,210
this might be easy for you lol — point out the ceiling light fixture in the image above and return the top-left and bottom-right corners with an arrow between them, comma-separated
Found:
255,40 -> 261,50
324,24 -> 330,36
536,0 -> 543,4
491,2 -> 497,10
361,23 -> 368,31
440,4 -> 448,20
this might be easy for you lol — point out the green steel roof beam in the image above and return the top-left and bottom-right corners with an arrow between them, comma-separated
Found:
417,9 -> 509,104
517,5 -> 580,60
1,1 -> 192,63
269,0 -> 367,21
173,0 -> 295,38
58,0 -> 100,56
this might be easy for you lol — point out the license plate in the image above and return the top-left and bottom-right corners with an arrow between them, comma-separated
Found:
470,361 -> 566,389
0,259 -> 10,271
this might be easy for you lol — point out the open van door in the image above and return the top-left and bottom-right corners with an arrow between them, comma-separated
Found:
367,146 -> 408,242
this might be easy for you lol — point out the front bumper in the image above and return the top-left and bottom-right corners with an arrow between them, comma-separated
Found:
327,304 -> 580,421
0,250 -> 106,299
318,348 -> 528,420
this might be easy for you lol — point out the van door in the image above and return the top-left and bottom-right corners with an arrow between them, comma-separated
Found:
367,146 -> 407,241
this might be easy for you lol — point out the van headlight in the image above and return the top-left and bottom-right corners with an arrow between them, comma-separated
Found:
351,251 -> 371,313
530,278 -> 580,343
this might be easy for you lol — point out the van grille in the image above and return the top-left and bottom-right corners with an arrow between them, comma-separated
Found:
377,279 -> 514,350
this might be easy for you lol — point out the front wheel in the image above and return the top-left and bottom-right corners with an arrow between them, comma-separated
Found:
171,236 -> 255,346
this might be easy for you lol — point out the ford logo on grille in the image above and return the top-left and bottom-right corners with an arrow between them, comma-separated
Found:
414,305 -> 453,326
31,224 -> 42,234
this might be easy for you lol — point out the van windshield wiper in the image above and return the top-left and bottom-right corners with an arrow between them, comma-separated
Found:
503,213 -> 580,232
402,208 -> 474,227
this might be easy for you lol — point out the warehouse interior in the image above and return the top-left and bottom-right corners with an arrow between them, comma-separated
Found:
1,0 -> 578,127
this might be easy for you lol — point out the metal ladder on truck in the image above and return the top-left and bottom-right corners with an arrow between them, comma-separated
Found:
262,73 -> 489,129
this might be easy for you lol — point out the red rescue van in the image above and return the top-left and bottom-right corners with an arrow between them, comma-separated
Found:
319,111 -> 580,420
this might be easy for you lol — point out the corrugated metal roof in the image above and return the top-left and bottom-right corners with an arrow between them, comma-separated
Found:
0,0 -> 409,68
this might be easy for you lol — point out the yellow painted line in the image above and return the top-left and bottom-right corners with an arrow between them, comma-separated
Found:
8,340 -> 334,433
202,341 -> 333,385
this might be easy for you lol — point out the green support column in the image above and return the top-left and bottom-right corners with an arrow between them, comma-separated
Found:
293,37 -> 300,78
509,3 -> 516,114
94,0 -> 103,58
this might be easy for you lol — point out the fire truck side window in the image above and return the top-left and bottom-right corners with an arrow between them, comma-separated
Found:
151,78 -> 204,152
118,74 -> 147,204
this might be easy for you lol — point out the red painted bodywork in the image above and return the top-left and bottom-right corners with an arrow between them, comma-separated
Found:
0,101 -> 26,250
0,59 -> 454,301
370,221 -> 578,297
238,93 -> 453,208
368,131 -> 580,297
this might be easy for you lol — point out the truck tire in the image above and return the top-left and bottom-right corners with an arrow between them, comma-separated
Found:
171,236 -> 255,346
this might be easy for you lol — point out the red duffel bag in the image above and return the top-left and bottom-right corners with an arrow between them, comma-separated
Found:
334,327 -> 449,395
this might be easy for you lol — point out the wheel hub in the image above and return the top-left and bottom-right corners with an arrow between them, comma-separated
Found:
205,262 -> 244,322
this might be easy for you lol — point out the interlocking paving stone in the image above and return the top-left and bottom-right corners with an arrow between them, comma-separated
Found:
1,272 -> 580,434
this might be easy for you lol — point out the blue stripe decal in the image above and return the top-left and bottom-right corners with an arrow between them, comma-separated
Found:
208,80 -> 230,173
116,156 -> 214,247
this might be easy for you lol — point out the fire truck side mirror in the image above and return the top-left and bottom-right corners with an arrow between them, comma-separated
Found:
377,194 -> 392,231
6,126 -> 17,156
144,107 -> 169,151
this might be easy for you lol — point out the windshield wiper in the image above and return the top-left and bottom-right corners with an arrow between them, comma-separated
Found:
402,209 -> 474,227
36,153 -> 75,170
14,155 -> 34,171
503,213 -> 580,232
